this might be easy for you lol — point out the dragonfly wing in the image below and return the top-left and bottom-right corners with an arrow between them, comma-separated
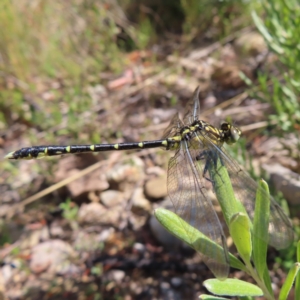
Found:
162,113 -> 183,139
183,86 -> 201,124
167,141 -> 229,279
205,138 -> 294,249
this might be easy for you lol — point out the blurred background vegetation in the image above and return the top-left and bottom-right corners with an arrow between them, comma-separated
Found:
0,0 -> 299,299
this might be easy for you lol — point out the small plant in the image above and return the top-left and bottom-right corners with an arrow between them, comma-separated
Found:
251,2 -> 300,133
59,198 -> 79,230
155,156 -> 297,299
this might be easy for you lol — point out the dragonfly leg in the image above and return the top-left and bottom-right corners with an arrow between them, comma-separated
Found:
196,150 -> 214,183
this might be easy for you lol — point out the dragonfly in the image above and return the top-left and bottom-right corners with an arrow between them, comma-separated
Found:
6,86 -> 294,279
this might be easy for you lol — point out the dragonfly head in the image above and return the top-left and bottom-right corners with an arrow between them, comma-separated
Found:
221,122 -> 241,145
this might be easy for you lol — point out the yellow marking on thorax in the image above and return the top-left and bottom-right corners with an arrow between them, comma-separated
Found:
114,144 -> 119,150
169,142 -> 180,150
90,145 -> 95,151
169,136 -> 181,142
66,146 -> 71,153
44,148 -> 48,154
138,142 -> 143,148
182,128 -> 191,135
161,140 -> 168,147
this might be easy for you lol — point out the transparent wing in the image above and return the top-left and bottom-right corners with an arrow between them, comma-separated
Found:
202,135 -> 294,249
162,113 -> 183,139
163,86 -> 201,139
183,86 -> 201,124
167,140 -> 229,279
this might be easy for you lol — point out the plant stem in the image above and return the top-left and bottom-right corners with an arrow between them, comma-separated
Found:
245,261 -> 274,300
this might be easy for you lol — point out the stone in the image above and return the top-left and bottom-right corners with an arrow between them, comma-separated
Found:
234,31 -> 267,57
29,240 -> 79,275
263,163 -> 300,205
100,190 -> 124,208
144,175 -> 167,200
131,188 -> 152,215
78,202 -> 122,226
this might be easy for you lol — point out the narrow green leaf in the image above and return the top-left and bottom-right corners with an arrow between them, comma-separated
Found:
199,295 -> 229,300
253,180 -> 270,280
279,263 -> 300,300
229,213 -> 252,264
297,240 -> 300,262
263,266 -> 274,297
251,11 -> 273,43
203,279 -> 263,297
296,241 -> 300,299
208,156 -> 247,226
155,208 -> 246,272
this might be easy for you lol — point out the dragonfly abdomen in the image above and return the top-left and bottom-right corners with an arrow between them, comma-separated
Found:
5,138 -> 184,160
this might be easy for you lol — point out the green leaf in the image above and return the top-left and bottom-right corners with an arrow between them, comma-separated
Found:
208,155 -> 247,227
262,267 -> 273,298
199,295 -> 229,300
229,213 -> 252,264
279,262 -> 300,300
154,208 -> 246,272
203,278 -> 263,297
296,241 -> 300,299
253,180 -> 270,281
251,11 -> 273,43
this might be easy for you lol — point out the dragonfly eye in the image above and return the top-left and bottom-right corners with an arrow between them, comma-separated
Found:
229,126 -> 241,144
221,122 -> 241,145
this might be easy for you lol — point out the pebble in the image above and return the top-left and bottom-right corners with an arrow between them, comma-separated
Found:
100,190 -> 124,207
1,264 -> 13,284
133,242 -> 146,254
234,31 -> 267,57
160,281 -> 181,300
144,175 -> 167,200
29,240 -> 80,275
106,157 -> 145,185
78,202 -> 122,226
105,270 -> 125,283
171,277 -> 183,288
131,187 -> 152,214
263,163 -> 300,205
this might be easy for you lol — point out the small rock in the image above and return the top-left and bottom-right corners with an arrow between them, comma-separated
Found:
78,202 -> 122,226
106,157 -> 145,185
100,190 -> 124,207
55,156 -> 109,198
1,264 -> 13,284
105,270 -> 125,283
234,31 -> 267,57
131,188 -> 152,215
130,281 -> 143,295
133,242 -> 146,254
144,175 -> 168,200
263,163 -> 300,205
212,63 -> 253,89
74,231 -> 103,252
97,228 -> 115,242
160,281 -> 180,300
50,222 -> 65,238
171,277 -> 183,287
67,169 -> 109,198
30,240 -> 79,275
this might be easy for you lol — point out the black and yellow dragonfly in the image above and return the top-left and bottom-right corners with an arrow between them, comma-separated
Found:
6,86 -> 294,279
